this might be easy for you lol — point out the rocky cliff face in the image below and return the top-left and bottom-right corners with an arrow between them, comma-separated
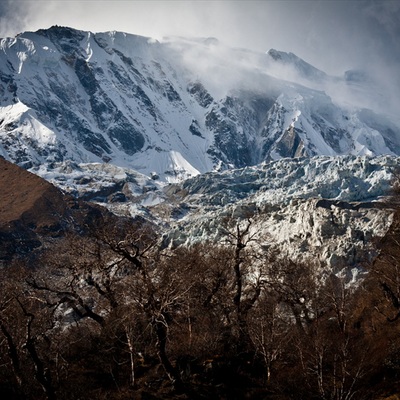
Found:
161,196 -> 391,273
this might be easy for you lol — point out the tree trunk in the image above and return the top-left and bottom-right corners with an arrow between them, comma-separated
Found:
25,336 -> 57,400
125,329 -> 136,388
0,320 -> 23,387
154,318 -> 184,393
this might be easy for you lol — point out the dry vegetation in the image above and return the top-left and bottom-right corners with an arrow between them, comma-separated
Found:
1,210 -> 400,400
1,160 -> 400,399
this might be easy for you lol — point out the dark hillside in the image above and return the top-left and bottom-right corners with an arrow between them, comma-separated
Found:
0,158 -> 114,263
352,208 -> 400,399
0,157 -> 66,228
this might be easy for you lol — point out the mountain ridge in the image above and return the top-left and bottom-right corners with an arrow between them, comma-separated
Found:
1,26 -> 399,183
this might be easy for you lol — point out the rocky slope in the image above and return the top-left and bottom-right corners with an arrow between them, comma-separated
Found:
22,154 -> 399,273
154,155 -> 396,272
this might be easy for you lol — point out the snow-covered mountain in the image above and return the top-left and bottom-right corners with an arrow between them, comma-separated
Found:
1,26 -> 399,183
1,26 -> 400,272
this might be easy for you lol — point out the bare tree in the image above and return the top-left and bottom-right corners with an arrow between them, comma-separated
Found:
247,291 -> 289,384
219,217 -> 267,348
0,264 -> 60,400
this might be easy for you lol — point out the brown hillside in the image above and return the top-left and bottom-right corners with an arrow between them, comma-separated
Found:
0,158 -> 117,264
0,157 -> 65,229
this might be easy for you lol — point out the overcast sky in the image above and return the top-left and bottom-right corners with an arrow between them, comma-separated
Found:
0,0 -> 399,78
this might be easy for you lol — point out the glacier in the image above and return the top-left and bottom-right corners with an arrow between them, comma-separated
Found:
30,155 -> 398,273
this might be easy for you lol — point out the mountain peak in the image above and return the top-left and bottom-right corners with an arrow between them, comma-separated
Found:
267,48 -> 294,62
35,25 -> 87,42
267,48 -> 327,82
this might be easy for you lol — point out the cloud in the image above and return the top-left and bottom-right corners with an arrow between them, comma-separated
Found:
0,0 -> 398,73
0,0 -> 31,37
0,0 -> 398,119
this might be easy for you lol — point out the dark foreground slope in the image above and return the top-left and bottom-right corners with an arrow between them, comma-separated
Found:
0,157 -> 114,263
